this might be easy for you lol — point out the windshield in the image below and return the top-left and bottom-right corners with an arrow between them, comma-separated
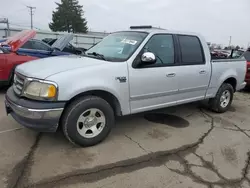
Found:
86,31 -> 148,62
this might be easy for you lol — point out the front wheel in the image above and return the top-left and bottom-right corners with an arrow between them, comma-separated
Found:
209,83 -> 234,113
62,96 -> 115,147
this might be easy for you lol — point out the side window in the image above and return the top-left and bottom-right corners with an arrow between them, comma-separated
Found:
32,41 -> 51,51
145,34 -> 175,65
64,43 -> 74,51
21,41 -> 33,49
178,35 -> 204,65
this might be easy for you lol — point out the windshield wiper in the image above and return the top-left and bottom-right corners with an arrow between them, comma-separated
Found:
87,52 -> 106,60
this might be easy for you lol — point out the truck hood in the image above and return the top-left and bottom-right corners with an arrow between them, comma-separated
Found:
2,30 -> 36,52
51,34 -> 74,51
15,55 -> 105,79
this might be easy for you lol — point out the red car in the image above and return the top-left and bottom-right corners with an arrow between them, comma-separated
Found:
0,30 -> 38,87
246,61 -> 250,87
243,50 -> 250,87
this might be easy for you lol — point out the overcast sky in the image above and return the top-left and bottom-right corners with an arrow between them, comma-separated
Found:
0,0 -> 250,47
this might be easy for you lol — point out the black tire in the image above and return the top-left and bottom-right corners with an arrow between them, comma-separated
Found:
62,96 -> 115,147
209,83 -> 234,113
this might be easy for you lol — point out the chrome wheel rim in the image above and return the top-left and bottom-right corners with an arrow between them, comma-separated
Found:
77,108 -> 106,138
220,90 -> 231,108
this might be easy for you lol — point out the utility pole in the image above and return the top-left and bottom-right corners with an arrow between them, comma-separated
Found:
27,6 -> 36,29
0,18 -> 10,37
228,36 -> 232,47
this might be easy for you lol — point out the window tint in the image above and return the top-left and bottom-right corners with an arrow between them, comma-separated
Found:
32,41 -> 51,51
145,34 -> 175,65
21,41 -> 33,49
178,35 -> 204,64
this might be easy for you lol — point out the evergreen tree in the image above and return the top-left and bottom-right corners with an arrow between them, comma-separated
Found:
49,0 -> 88,33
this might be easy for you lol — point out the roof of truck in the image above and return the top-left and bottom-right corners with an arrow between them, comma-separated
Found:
128,28 -> 201,36
117,26 -> 202,37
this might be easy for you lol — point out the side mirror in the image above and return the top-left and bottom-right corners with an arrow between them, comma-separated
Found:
141,52 -> 156,64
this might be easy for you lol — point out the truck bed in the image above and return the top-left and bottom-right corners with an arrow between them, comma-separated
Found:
205,58 -> 246,98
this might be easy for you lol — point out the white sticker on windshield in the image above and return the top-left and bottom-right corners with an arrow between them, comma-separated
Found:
121,39 -> 138,45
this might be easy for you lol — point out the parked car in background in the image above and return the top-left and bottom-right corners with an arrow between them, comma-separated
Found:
244,48 -> 250,87
1,30 -> 78,58
0,39 -> 6,43
42,38 -> 86,54
0,30 -> 38,87
230,49 -> 245,59
17,38 -> 72,58
211,50 -> 230,59
5,26 -> 246,147
211,49 -> 246,60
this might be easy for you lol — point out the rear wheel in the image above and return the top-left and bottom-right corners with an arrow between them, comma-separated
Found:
209,83 -> 234,113
62,96 -> 115,147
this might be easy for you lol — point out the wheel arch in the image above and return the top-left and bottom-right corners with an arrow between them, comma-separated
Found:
222,77 -> 237,92
64,90 -> 122,116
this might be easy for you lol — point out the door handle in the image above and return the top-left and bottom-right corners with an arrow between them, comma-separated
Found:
166,73 -> 176,77
199,70 -> 206,74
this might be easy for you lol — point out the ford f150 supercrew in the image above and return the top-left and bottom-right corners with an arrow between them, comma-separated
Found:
5,26 -> 247,147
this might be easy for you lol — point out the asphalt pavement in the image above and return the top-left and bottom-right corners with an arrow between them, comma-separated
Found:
0,88 -> 250,188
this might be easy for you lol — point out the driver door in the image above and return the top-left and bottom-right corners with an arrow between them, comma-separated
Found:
128,34 -> 180,113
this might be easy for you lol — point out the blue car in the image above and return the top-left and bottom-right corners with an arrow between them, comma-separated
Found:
1,31 -> 79,58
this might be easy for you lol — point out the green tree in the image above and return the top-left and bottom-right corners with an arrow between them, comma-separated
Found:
49,0 -> 88,33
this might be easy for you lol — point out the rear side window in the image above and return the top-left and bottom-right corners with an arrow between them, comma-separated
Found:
178,35 -> 204,65
32,41 -> 51,51
21,41 -> 33,49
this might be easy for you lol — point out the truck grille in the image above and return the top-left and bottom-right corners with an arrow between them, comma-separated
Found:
13,73 -> 25,96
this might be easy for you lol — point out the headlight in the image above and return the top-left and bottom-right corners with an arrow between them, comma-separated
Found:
24,81 -> 57,100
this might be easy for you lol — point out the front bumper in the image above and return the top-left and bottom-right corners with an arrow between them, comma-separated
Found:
5,87 -> 66,132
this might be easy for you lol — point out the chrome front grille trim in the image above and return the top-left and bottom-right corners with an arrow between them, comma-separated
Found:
13,73 -> 26,96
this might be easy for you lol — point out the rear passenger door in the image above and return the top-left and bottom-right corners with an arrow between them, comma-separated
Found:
176,35 -> 211,104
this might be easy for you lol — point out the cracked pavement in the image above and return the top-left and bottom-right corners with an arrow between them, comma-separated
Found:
0,90 -> 250,188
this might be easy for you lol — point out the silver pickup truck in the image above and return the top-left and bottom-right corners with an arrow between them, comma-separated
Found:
5,26 -> 246,146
